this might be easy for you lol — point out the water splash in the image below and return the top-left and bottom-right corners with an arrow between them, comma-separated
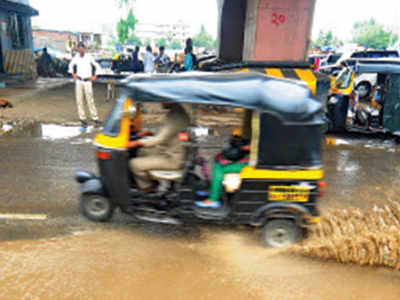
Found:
291,201 -> 400,269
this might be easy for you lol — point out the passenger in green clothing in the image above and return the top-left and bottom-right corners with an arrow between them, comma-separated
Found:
195,133 -> 250,208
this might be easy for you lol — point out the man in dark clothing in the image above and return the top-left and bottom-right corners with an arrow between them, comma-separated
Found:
38,48 -> 55,77
132,46 -> 140,73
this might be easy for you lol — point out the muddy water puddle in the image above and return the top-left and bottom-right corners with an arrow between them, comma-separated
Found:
1,127 -> 400,299
326,134 -> 399,152
323,134 -> 400,209
1,121 -> 95,142
0,227 -> 399,300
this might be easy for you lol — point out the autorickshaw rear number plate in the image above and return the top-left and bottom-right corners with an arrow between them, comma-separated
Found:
268,186 -> 309,202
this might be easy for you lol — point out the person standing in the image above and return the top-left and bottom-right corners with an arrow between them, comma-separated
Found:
184,45 -> 193,71
185,38 -> 197,69
132,46 -> 140,73
155,46 -> 170,73
143,45 -> 155,74
68,42 -> 101,131
38,48 -> 54,77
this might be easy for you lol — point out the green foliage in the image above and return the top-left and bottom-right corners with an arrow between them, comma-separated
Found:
116,8 -> 138,44
312,30 -> 343,48
126,9 -> 137,30
116,0 -> 135,8
143,38 -> 152,47
192,25 -> 216,50
117,19 -> 129,44
352,18 -> 398,49
170,40 -> 182,50
156,38 -> 167,48
127,35 -> 142,46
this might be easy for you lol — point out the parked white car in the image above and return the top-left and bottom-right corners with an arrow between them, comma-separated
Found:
321,50 -> 400,97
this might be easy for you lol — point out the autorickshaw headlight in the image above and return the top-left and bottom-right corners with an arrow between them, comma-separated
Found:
223,173 -> 242,193
328,96 -> 339,105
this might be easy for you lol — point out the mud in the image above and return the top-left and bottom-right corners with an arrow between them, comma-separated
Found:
1,80 -> 241,128
2,82 -> 400,298
293,202 -> 400,269
322,135 -> 400,209
0,228 -> 400,300
1,134 -> 400,299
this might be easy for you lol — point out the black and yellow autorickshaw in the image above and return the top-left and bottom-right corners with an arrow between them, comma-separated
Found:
75,72 -> 325,247
326,59 -> 400,135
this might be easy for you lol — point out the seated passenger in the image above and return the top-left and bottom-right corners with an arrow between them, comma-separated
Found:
128,103 -> 190,192
195,131 -> 250,208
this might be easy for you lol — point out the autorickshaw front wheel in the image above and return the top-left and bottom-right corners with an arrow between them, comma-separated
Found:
260,219 -> 302,248
80,194 -> 115,222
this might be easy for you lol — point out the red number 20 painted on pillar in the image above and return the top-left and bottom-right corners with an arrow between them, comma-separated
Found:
272,13 -> 286,26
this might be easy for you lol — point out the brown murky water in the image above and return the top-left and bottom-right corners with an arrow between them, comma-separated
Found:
323,134 -> 400,209
1,227 -> 400,300
2,133 -> 400,299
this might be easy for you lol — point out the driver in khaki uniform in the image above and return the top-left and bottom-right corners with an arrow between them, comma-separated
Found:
128,103 -> 190,192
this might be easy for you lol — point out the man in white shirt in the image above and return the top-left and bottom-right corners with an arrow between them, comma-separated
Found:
68,42 -> 102,131
155,46 -> 170,73
143,45 -> 155,74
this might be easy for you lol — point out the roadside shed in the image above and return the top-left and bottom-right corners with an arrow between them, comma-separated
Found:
0,0 -> 38,78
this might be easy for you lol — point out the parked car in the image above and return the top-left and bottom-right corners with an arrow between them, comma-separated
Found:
320,50 -> 399,75
308,54 -> 328,71
320,50 -> 400,97
319,53 -> 342,68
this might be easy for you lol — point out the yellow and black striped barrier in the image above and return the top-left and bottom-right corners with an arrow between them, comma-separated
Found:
2,49 -> 35,75
236,67 -> 331,98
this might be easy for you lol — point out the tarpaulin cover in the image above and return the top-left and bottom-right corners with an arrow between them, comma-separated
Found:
121,72 -> 322,124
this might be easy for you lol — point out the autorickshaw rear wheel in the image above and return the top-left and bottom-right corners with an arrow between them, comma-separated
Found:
260,219 -> 302,248
80,194 -> 115,222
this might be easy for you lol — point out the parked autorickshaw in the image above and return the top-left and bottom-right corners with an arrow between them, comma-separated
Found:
326,59 -> 400,135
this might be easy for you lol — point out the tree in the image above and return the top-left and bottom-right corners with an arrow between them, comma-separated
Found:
192,25 -> 216,50
127,35 -> 142,46
115,0 -> 139,44
352,18 -> 398,49
170,40 -> 182,50
117,19 -> 129,44
116,0 -> 135,8
312,30 -> 342,48
143,38 -> 152,47
156,37 -> 167,48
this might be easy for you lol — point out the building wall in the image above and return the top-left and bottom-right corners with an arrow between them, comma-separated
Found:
135,21 -> 190,47
33,30 -> 78,52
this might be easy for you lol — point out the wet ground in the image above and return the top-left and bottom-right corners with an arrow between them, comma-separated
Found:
1,127 -> 400,299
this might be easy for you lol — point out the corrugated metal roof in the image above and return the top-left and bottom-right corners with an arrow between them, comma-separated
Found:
0,0 -> 39,16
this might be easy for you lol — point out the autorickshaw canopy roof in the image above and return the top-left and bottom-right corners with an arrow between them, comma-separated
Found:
121,72 -> 322,123
345,58 -> 400,74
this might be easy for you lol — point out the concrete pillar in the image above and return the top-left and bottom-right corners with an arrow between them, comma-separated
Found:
218,0 -> 316,62
217,0 -> 247,62
244,0 -> 316,61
